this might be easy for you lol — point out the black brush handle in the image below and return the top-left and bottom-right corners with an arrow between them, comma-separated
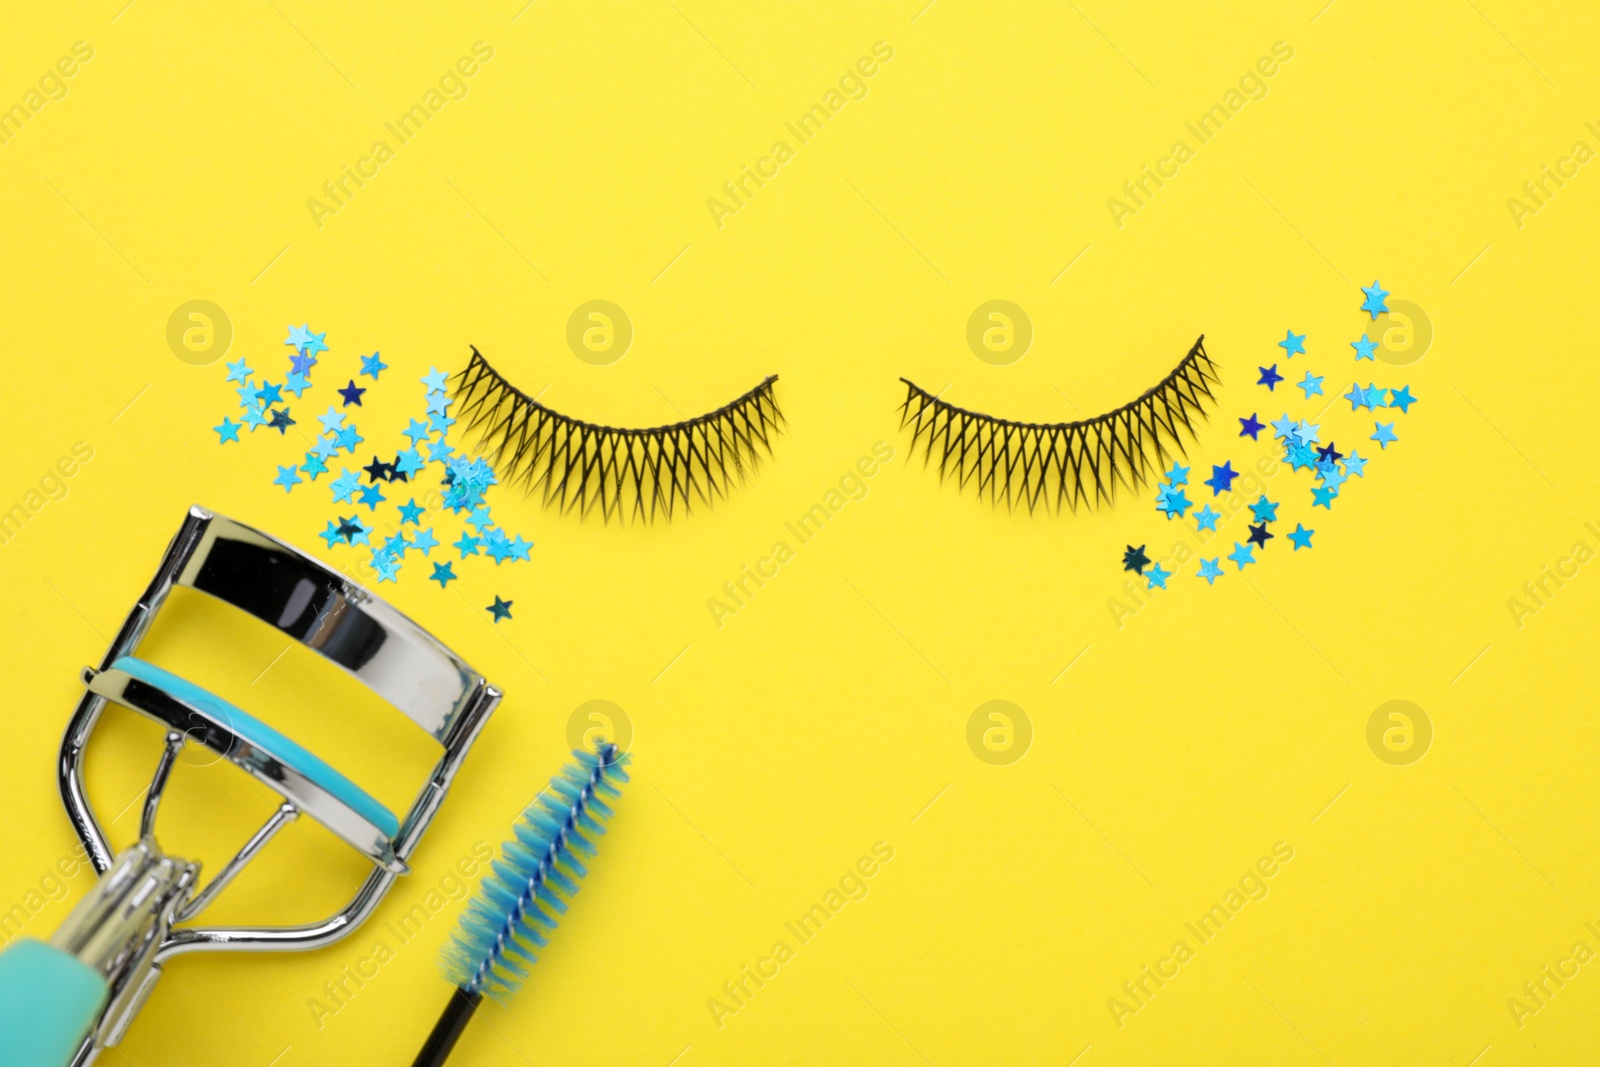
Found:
411,986 -> 483,1067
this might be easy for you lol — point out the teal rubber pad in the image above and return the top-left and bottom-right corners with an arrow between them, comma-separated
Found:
0,938 -> 107,1067
112,656 -> 399,839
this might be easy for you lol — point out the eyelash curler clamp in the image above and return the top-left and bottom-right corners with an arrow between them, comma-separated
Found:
0,506 -> 502,1067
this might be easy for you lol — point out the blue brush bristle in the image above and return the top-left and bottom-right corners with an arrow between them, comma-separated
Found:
440,742 -> 631,1001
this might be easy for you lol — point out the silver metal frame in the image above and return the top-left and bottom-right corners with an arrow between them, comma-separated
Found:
53,505 -> 502,1060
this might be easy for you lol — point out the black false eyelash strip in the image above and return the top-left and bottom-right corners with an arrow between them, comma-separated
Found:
899,336 -> 1219,514
452,349 -> 784,523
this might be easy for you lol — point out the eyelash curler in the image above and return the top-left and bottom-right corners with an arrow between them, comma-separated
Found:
0,506 -> 502,1067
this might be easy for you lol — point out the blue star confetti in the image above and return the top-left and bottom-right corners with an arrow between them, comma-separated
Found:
1360,280 -> 1390,319
487,596 -> 514,622
1278,330 -> 1306,358
1257,364 -> 1283,391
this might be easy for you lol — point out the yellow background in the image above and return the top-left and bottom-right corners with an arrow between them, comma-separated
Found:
2,1 -> 1598,1064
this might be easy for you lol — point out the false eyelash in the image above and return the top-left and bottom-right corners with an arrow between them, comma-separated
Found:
452,348 -> 784,523
899,335 -> 1219,514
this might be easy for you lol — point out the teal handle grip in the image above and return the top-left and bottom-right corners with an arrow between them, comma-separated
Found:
0,938 -> 107,1067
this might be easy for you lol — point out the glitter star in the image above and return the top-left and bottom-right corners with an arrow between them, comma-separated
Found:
380,533 -> 410,559
1239,413 -> 1265,440
286,324 -> 313,351
268,408 -> 295,434
397,499 -> 425,525
1123,545 -> 1150,574
282,372 -> 311,398
357,483 -> 386,510
317,407 -> 347,433
487,596 -> 514,623
300,452 -> 328,479
402,419 -> 431,445
1193,504 -> 1221,531
1205,462 -> 1237,496
214,417 -> 241,443
1364,383 -> 1388,408
363,456 -> 392,483
1345,382 -> 1370,411
1371,422 -> 1398,449
1159,486 -> 1192,519
411,528 -> 440,555
273,465 -> 303,492
1228,542 -> 1255,570
1297,372 -> 1324,399
1165,462 -> 1190,486
422,367 -> 450,393
455,532 -> 482,558
1247,522 -> 1273,548
1249,495 -> 1279,523
430,561 -> 456,588
225,358 -> 253,384
338,380 -> 366,406
372,556 -> 400,583
336,516 -> 364,543
1389,386 -> 1416,413
1258,364 -> 1283,391
508,535 -> 533,562
1278,330 -> 1306,358
1271,414 -> 1297,440
290,352 -> 317,375
303,330 -> 329,357
467,506 -> 494,532
1197,558 -> 1223,584
1312,485 -> 1338,509
1360,280 -> 1390,319
360,352 -> 388,379
1351,334 -> 1378,361
426,393 -> 453,416
256,382 -> 284,407
1285,443 -> 1317,471
334,425 -> 363,453
1316,441 -> 1343,464
1343,451 -> 1367,477
329,470 -> 360,503
426,439 -> 456,464
395,449 -> 425,478
1146,563 -> 1172,590
1316,462 -> 1347,490
1292,420 -> 1320,446
429,412 -> 456,434
318,521 -> 344,549
1288,523 -> 1314,550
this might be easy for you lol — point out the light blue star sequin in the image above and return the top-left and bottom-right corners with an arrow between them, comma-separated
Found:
372,555 -> 400,583
1146,563 -> 1172,590
225,358 -> 253,384
1345,382 -> 1370,411
1371,422 -> 1398,449
421,367 -> 450,392
427,439 -> 456,464
380,533 -> 410,559
300,452 -> 328,479
214,417 -> 241,443
329,470 -> 360,503
430,561 -> 456,588
255,381 -> 283,406
313,436 -> 340,460
241,406 -> 268,430
1271,414 -> 1297,440
236,383 -> 261,407
303,330 -> 329,357
1351,334 -> 1378,361
1389,386 -> 1416,413
1228,542 -> 1255,570
317,407 -> 347,433
1197,558 -> 1223,584
508,534 -> 533,561
411,528 -> 440,556
1249,495 -> 1279,523
1165,462 -> 1189,486
1364,383 -> 1388,408
1287,523 -> 1314,550
1312,485 -> 1339,508
403,419 -> 431,444
1159,486 -> 1192,519
1285,443 -> 1317,471
286,324 -> 313,351
335,425 -> 364,453
426,393 -> 453,415
282,372 -> 311,398
429,412 -> 456,434
357,483 -> 386,510
273,465 -> 303,492
318,521 -> 344,548
1297,372 -> 1324,399
454,532 -> 481,558
397,499 -> 425,525
395,449 -> 426,478
1360,280 -> 1390,319
1315,462 -> 1346,490
1343,450 -> 1367,477
1193,504 -> 1221,531
1292,420 -> 1320,446
467,506 -> 494,532
1279,330 -> 1306,357
360,352 -> 388,379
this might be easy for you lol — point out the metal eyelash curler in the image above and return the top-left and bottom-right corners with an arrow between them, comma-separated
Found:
0,506 -> 502,1067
